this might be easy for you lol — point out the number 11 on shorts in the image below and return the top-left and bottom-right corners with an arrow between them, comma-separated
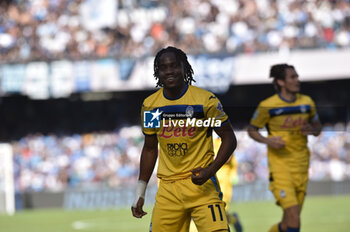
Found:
208,204 -> 224,222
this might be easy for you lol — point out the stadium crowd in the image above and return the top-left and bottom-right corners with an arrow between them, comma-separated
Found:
1,0 -> 350,63
2,0 -> 350,193
12,122 -> 350,192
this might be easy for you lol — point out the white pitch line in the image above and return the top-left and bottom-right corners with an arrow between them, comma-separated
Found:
72,217 -> 141,231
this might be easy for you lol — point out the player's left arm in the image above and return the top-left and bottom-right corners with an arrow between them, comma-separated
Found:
301,100 -> 322,136
191,122 -> 237,185
300,115 -> 321,136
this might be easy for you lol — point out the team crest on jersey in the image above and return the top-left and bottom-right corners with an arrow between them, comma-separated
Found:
280,189 -> 286,198
185,105 -> 194,117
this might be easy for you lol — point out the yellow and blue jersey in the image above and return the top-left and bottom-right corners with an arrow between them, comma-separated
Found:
250,93 -> 318,173
142,85 -> 229,181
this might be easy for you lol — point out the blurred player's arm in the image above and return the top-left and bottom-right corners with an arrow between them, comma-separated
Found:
131,134 -> 158,218
191,123 -> 237,185
247,125 -> 286,149
249,104 -> 285,149
300,116 -> 322,136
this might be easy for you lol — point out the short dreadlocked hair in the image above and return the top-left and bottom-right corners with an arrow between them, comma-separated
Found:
153,46 -> 195,87
269,63 -> 295,92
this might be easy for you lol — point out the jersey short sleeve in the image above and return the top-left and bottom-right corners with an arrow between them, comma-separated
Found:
309,98 -> 319,123
206,95 -> 228,127
250,102 -> 270,129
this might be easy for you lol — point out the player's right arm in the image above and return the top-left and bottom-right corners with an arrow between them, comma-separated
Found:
248,103 -> 286,149
131,134 -> 158,218
247,125 -> 286,149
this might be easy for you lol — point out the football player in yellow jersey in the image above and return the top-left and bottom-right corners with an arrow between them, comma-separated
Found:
248,64 -> 321,232
215,139 -> 242,232
131,46 -> 237,232
190,136 -> 243,232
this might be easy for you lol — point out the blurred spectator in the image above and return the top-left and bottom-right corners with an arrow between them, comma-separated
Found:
12,125 -> 153,192
1,0 -> 350,63
309,122 -> 350,181
11,122 -> 350,192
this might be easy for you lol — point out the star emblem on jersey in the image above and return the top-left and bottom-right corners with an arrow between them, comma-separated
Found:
151,109 -> 162,121
185,106 -> 194,117
143,109 -> 162,128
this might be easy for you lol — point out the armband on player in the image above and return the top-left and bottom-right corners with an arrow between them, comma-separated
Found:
132,180 -> 147,208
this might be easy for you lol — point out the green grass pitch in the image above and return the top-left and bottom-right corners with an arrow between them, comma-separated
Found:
1,195 -> 349,232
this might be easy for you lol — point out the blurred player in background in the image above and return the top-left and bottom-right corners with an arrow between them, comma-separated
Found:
248,64 -> 321,232
214,136 -> 242,232
131,46 -> 237,232
190,134 -> 243,232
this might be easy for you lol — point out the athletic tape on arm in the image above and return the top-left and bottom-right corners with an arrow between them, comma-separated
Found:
132,180 -> 147,208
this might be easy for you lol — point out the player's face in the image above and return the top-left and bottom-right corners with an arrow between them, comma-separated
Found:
281,68 -> 300,94
158,52 -> 185,90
